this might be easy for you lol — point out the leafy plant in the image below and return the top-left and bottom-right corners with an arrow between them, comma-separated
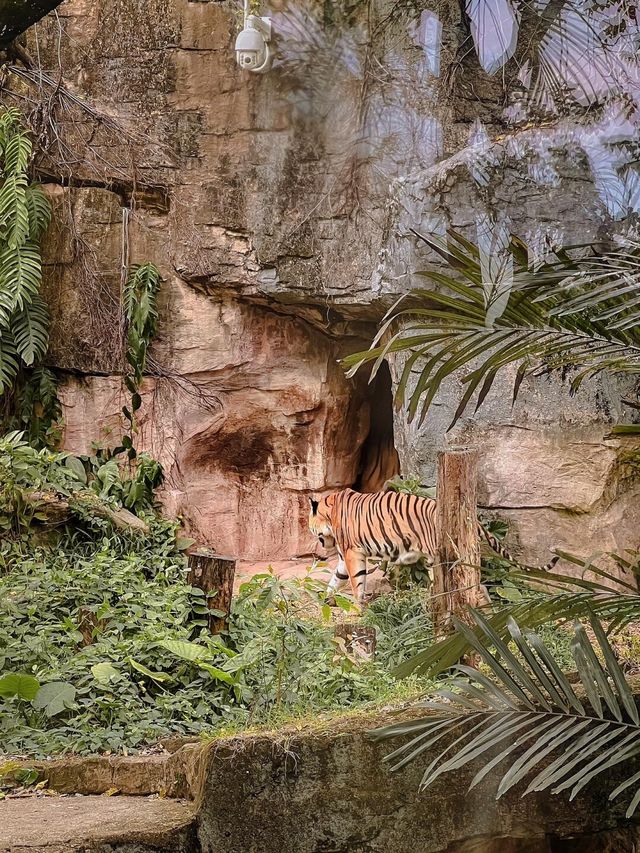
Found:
361,590 -> 433,670
0,430 -> 85,536
2,366 -> 62,448
0,433 -> 434,757
117,262 -> 161,460
344,231 -> 640,432
398,551 -> 640,679
371,610 -> 640,818
81,451 -> 164,513
0,108 -> 58,445
384,475 -> 436,499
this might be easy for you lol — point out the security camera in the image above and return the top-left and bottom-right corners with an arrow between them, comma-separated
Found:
235,15 -> 273,74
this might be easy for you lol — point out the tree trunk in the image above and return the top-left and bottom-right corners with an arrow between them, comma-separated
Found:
0,0 -> 66,48
187,550 -> 236,635
431,448 -> 483,642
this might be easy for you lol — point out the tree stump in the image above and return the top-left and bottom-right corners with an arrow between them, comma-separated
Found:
187,550 -> 236,635
334,624 -> 376,660
77,608 -> 107,647
432,448 -> 484,645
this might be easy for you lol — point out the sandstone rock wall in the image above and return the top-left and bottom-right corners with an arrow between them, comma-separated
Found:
12,0 -> 639,562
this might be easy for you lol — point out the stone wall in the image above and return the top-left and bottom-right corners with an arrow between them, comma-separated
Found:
196,713 -> 640,853
13,0 -> 640,562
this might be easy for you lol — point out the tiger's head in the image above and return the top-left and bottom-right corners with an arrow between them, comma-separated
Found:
308,495 -> 337,556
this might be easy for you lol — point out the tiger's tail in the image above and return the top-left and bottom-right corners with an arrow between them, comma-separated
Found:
478,523 -> 559,572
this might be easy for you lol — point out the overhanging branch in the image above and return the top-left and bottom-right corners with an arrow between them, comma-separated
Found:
0,0 -> 65,49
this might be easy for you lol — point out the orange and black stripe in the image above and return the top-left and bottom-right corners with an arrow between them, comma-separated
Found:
310,488 -> 559,604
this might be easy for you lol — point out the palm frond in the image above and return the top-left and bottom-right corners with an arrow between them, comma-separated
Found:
2,131 -> 32,177
0,242 -> 42,313
344,231 -> 640,429
24,186 -> 52,242
11,296 -> 50,367
0,333 -> 20,393
397,552 -> 640,679
0,172 -> 30,250
372,612 -> 640,817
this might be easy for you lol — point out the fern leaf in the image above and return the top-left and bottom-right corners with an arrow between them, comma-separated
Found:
3,132 -> 32,176
0,333 -> 20,393
0,242 -> 42,311
0,108 -> 21,139
25,186 -> 52,241
12,296 -> 49,366
124,263 -> 161,322
0,173 -> 30,249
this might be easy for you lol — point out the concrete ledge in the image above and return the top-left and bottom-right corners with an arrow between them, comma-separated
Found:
11,742 -> 202,799
0,796 -> 197,853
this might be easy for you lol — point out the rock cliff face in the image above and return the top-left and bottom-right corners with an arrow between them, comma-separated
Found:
15,0 -> 639,562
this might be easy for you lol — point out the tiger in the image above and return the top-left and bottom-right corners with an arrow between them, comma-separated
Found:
308,488 -> 559,605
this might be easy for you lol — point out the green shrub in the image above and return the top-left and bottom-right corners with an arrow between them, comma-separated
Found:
0,542 -> 434,755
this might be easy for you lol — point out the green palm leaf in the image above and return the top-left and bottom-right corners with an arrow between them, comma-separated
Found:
0,172 -> 30,250
371,612 -> 640,818
12,296 -> 49,366
24,186 -> 52,242
0,333 -> 20,393
344,231 -> 640,430
396,552 -> 640,679
0,242 -> 42,312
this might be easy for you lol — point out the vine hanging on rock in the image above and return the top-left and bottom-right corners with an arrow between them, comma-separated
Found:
117,261 -> 161,460
0,107 -> 60,447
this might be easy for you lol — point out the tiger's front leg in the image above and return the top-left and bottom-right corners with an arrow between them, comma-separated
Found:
345,548 -> 368,606
326,556 -> 349,603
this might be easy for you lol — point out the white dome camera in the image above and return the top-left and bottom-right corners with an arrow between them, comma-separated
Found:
235,14 -> 273,74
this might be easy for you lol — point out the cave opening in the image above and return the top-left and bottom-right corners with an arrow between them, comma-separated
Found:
354,360 -> 401,493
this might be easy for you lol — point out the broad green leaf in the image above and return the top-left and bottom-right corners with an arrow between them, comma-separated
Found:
198,663 -> 236,685
91,663 -> 119,684
158,639 -> 212,663
32,682 -> 76,717
129,658 -> 172,682
0,672 -> 40,700
65,456 -> 88,484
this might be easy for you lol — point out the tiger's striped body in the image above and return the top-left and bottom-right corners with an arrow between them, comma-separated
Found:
308,488 -> 558,604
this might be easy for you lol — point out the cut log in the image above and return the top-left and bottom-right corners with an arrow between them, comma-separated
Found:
432,448 -> 484,643
25,491 -> 149,533
334,624 -> 376,660
187,550 -> 236,635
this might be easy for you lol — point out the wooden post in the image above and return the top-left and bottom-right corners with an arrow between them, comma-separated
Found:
187,549 -> 236,635
334,624 -> 376,660
77,608 -> 106,647
432,448 -> 484,642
